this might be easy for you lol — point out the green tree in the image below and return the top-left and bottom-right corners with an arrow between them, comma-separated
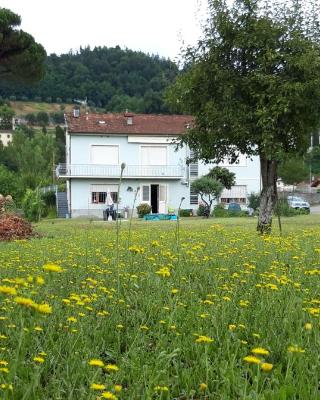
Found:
25,113 -> 37,125
205,166 -> 235,189
166,0 -> 320,233
0,103 -> 15,129
0,7 -> 46,82
36,111 -> 49,127
0,164 -> 22,200
278,156 -> 309,186
191,176 -> 224,217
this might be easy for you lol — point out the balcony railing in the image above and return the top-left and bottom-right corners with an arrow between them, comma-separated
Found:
56,164 -> 184,179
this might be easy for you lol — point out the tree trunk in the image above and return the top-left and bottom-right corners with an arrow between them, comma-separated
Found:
257,155 -> 278,234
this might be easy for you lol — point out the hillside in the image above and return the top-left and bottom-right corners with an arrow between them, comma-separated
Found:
10,101 -> 75,116
0,46 -> 179,114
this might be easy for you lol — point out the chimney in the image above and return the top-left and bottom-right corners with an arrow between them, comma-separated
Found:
73,108 -> 80,118
124,110 -> 134,125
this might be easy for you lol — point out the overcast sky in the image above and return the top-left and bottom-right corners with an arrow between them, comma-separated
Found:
1,0 -> 208,61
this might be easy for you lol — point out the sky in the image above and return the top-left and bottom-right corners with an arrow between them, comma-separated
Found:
1,0 -> 208,61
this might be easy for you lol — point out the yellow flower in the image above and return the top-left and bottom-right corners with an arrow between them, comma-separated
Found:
90,383 -> 106,391
243,355 -> 261,364
304,323 -> 312,330
228,324 -> 237,331
34,326 -> 43,332
14,296 -> 36,308
154,385 -> 169,392
199,383 -> 208,391
0,286 -> 17,296
156,267 -> 171,277
0,361 -> 8,366
0,367 -> 9,373
195,335 -> 214,344
43,263 -> 63,273
251,347 -> 270,356
171,288 -> 179,294
36,276 -> 45,285
101,391 -> 118,399
67,317 -> 77,323
35,303 -> 52,314
88,359 -> 104,367
33,356 -> 45,363
114,385 -> 122,392
288,345 -> 305,353
105,364 -> 119,372
261,362 -> 273,372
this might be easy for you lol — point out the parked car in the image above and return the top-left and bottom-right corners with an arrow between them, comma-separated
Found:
287,196 -> 310,211
226,202 -> 242,212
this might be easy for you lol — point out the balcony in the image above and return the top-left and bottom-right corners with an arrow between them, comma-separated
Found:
56,164 -> 185,179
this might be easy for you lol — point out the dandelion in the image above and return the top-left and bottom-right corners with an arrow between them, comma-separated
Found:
88,359 -> 104,367
105,364 -> 119,372
243,355 -> 261,364
304,323 -> 312,330
43,263 -> 63,273
261,362 -> 273,372
195,335 -> 214,344
67,317 -> 77,323
101,391 -> 118,399
114,385 -> 122,392
228,324 -> 237,331
90,383 -> 106,391
35,303 -> 52,314
156,267 -> 171,277
251,347 -> 270,356
199,383 -> 208,391
0,367 -> 9,373
14,296 -> 36,308
288,345 -> 305,353
0,286 -> 17,296
154,385 -> 169,392
33,356 -> 45,363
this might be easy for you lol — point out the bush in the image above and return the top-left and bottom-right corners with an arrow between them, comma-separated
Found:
274,199 -> 310,217
197,203 -> 207,216
212,203 -> 248,218
22,189 -> 46,222
248,192 -> 260,210
41,191 -> 56,207
179,209 -> 193,217
136,203 -> 152,218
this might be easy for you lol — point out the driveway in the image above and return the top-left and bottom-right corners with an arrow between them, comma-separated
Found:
310,205 -> 320,214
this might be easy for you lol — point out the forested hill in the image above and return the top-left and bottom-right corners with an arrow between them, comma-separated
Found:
0,46 -> 179,113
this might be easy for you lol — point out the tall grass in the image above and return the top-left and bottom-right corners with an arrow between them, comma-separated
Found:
0,216 -> 319,399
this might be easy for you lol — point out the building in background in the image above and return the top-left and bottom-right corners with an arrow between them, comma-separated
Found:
56,111 -> 261,218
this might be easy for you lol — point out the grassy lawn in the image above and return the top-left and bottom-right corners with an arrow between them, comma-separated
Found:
0,215 -> 319,399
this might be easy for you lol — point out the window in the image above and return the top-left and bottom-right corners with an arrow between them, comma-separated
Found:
220,185 -> 247,203
90,184 -> 118,204
91,145 -> 119,164
142,185 -> 150,202
141,146 -> 167,165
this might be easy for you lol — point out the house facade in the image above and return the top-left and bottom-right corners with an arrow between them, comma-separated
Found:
56,111 -> 261,218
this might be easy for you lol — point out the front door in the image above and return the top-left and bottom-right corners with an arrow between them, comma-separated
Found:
151,185 -> 158,213
158,184 -> 167,213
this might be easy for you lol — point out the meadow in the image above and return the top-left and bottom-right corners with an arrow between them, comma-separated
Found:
0,216 -> 319,399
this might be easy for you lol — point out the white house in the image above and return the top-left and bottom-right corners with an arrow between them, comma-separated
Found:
56,111 -> 261,218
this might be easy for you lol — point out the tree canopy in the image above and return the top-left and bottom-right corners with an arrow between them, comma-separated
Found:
0,7 -> 46,82
167,0 -> 320,233
0,45 -> 179,113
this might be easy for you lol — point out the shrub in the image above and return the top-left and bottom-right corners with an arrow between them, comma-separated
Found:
179,209 -> 193,217
248,192 -> 260,210
197,203 -> 206,216
136,203 -> 151,218
22,189 -> 46,222
41,191 -> 56,207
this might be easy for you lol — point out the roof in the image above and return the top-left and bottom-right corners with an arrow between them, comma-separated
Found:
65,112 -> 193,135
